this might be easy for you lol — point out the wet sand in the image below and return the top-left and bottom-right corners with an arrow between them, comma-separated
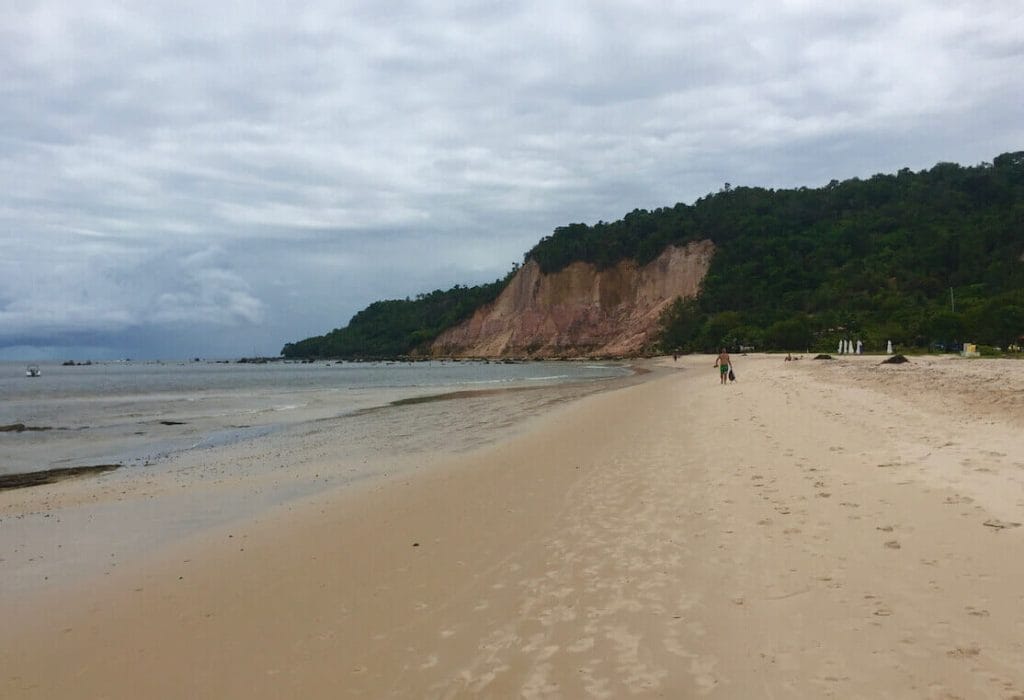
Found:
0,373 -> 639,599
3,355 -> 1024,698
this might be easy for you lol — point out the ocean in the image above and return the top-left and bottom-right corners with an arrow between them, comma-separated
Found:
0,359 -> 630,477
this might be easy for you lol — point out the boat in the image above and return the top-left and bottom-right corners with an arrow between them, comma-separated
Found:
26,365 -> 41,377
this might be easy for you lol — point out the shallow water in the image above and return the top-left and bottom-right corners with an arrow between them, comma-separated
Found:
0,362 -> 651,598
0,360 -> 629,476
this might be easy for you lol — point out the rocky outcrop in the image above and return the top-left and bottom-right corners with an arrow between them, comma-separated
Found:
430,240 -> 714,358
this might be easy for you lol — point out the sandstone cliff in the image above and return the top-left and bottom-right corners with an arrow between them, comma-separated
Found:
430,240 -> 714,358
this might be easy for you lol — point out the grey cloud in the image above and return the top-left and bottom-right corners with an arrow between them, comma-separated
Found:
1,0 -> 1022,358
0,239 -> 262,342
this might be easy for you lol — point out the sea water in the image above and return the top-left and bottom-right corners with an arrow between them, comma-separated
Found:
0,359 -> 629,476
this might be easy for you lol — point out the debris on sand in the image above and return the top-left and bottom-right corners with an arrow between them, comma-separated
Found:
983,519 -> 1021,530
0,423 -> 53,432
880,354 -> 910,364
813,354 -> 833,360
0,464 -> 121,490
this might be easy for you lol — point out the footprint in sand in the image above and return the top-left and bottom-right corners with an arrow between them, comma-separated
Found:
982,519 -> 1021,530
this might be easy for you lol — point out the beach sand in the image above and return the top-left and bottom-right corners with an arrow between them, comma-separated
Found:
3,354 -> 1024,698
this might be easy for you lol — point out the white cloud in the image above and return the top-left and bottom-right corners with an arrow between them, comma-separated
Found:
0,240 -> 263,341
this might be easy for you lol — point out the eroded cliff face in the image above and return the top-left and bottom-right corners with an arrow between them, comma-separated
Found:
430,240 -> 714,358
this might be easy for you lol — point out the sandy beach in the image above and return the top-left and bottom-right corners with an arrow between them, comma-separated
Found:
3,354 -> 1024,698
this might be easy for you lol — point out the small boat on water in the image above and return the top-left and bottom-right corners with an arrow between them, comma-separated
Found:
26,365 -> 41,377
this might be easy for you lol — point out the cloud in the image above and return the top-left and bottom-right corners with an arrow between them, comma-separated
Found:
1,0 -> 1022,357
0,240 -> 263,342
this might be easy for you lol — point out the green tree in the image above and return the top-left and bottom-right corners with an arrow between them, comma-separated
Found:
925,310 -> 965,346
767,317 -> 813,350
659,297 -> 705,352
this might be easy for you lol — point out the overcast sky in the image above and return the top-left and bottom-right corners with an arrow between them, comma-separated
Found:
2,1 -> 1022,359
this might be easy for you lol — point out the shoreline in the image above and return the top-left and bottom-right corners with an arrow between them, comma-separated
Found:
0,363 -> 652,601
0,360 -> 633,479
4,355 -> 1024,697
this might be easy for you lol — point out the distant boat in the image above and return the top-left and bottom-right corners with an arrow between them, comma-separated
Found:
26,365 -> 41,377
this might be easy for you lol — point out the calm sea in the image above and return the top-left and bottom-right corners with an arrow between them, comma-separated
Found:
1,359 -> 629,475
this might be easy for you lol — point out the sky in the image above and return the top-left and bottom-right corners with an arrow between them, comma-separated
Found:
2,1 -> 1022,360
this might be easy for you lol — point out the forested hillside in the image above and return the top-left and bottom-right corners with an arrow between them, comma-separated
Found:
530,152 -> 1024,353
281,278 -> 508,358
283,152 -> 1024,358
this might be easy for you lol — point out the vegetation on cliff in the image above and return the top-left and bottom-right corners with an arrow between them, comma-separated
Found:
281,278 -> 508,359
529,152 -> 1024,353
283,152 -> 1024,358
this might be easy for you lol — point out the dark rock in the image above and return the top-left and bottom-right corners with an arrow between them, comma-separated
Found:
881,354 -> 910,364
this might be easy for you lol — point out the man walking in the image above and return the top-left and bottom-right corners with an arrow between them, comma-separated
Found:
715,348 -> 731,385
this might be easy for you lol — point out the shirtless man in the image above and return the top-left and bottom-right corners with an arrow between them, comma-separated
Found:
714,348 -> 731,385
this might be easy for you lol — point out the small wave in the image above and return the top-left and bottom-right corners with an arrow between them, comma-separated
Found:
191,425 -> 278,450
221,403 -> 306,416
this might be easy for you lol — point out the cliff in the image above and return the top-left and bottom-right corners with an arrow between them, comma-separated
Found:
430,240 -> 714,358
